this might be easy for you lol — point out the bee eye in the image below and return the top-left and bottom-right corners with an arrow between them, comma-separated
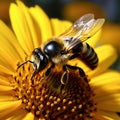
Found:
44,41 -> 62,57
32,48 -> 48,71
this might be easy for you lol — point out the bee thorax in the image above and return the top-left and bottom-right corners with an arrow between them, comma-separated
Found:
52,54 -> 69,65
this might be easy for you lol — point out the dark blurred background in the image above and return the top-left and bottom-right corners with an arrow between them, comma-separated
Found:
0,0 -> 120,23
24,0 -> 120,23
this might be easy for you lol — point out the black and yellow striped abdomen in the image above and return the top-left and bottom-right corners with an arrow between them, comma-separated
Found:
80,42 -> 98,69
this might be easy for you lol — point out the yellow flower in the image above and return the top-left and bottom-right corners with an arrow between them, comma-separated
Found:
0,1 -> 120,120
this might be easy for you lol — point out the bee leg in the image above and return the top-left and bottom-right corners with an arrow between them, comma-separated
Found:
66,64 -> 88,82
32,64 -> 55,87
60,65 -> 69,85
31,63 -> 37,81
30,63 -> 39,86
45,63 -> 55,76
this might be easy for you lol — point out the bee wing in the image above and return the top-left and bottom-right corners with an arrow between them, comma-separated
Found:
60,13 -> 94,38
76,18 -> 105,41
59,14 -> 105,52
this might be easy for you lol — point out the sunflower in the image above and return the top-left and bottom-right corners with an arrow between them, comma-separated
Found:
0,1 -> 120,120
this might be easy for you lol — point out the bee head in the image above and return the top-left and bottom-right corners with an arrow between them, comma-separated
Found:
17,48 -> 48,79
31,48 -> 48,72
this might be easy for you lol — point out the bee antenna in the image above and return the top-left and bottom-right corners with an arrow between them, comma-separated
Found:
17,60 -> 34,69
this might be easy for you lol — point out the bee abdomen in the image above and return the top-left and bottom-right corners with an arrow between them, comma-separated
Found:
80,42 -> 98,69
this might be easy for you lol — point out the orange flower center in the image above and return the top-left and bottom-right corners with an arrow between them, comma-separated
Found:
12,61 -> 97,119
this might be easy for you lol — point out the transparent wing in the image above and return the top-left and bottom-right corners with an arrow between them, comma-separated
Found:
76,18 -> 105,41
59,14 -> 105,52
59,13 -> 105,41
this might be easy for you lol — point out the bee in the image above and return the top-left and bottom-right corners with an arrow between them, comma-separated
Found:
18,14 -> 105,84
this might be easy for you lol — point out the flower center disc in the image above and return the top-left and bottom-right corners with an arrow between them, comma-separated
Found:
12,62 -> 97,120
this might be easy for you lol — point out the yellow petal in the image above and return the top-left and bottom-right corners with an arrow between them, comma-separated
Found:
0,65 -> 14,75
50,19 -> 72,36
0,94 -> 16,102
87,45 -> 118,77
93,113 -> 108,120
61,20 -> 72,33
98,110 -> 120,120
0,85 -> 13,91
10,1 -> 37,54
6,108 -> 28,120
23,112 -> 34,120
0,75 -> 10,86
96,90 -> 120,113
17,1 -> 41,50
0,52 -> 15,74
90,70 -> 120,112
0,20 -> 24,61
0,100 -> 22,119
96,92 -> 120,101
87,29 -> 102,47
0,20 -> 25,73
96,93 -> 120,111
91,70 -> 120,87
29,5 -> 52,44
95,87 -> 120,101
